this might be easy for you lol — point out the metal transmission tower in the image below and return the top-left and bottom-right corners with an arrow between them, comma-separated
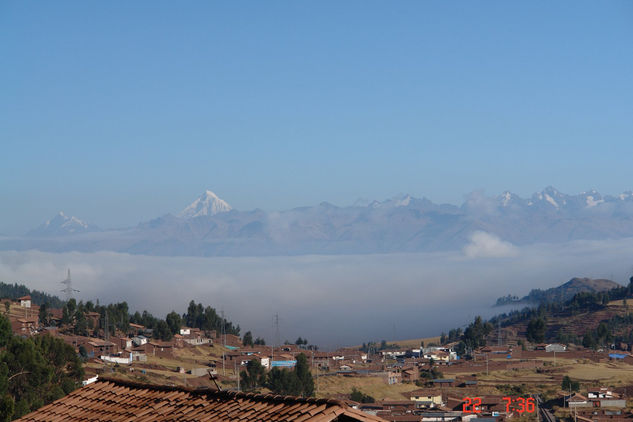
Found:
61,269 -> 79,300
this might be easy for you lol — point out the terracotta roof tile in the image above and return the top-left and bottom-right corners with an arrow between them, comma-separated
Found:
16,378 -> 386,422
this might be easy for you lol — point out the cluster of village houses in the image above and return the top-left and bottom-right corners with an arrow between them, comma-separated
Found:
6,295 -> 633,421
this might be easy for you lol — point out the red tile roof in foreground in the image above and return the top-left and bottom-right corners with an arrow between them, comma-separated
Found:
17,378 -> 386,422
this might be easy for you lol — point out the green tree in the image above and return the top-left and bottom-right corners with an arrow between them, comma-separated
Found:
240,359 -> 266,391
350,387 -> 375,403
0,362 -> 13,422
454,342 -> 466,356
38,304 -> 49,326
596,322 -> 610,345
73,311 -> 88,336
583,332 -> 596,349
526,317 -> 546,343
0,283 -> 64,309
165,311 -> 182,335
266,353 -> 314,397
267,367 -> 300,396
0,317 -> 11,349
561,376 -> 579,392
153,320 -> 172,341
243,331 -> 254,347
463,316 -> 493,350
61,307 -> 71,326
294,353 -> 314,397
183,301 -> 240,336
0,314 -> 83,420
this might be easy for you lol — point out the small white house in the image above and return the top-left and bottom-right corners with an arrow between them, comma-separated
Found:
18,296 -> 31,308
545,343 -> 567,352
190,367 -> 210,377
121,338 -> 133,350
179,327 -> 191,336
101,353 -> 132,365
132,335 -> 148,347
183,337 -> 211,346
82,375 -> 98,386
587,388 -> 613,399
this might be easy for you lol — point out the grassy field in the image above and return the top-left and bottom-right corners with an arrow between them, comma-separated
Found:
390,336 -> 441,349
566,360 -> 633,385
315,374 -> 420,400
85,343 -> 240,389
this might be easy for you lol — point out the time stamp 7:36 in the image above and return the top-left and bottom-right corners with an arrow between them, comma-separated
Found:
462,397 -> 537,414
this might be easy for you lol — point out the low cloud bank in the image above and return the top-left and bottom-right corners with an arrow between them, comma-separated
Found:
1,237 -> 633,347
463,231 -> 519,258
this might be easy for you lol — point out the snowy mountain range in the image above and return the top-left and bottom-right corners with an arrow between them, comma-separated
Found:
4,187 -> 633,257
27,211 -> 100,236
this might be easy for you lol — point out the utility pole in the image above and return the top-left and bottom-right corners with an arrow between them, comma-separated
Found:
104,312 -> 109,341
497,319 -> 502,346
316,360 -> 319,395
274,313 -> 280,349
221,309 -> 226,376
486,354 -> 489,376
271,315 -> 275,366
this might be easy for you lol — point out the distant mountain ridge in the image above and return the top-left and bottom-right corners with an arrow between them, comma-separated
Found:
6,187 -> 633,257
496,277 -> 622,306
27,211 -> 100,237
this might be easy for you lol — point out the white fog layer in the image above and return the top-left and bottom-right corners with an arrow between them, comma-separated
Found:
1,234 -> 632,347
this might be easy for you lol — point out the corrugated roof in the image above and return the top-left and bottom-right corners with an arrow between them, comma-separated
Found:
17,378 -> 386,422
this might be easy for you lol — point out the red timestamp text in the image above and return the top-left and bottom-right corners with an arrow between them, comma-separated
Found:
462,397 -> 536,414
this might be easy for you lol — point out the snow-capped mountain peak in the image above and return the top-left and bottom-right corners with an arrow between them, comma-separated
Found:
619,191 -> 633,201
578,190 -> 604,207
46,212 -> 89,229
27,211 -> 97,236
530,186 -> 568,209
18,186 -> 633,256
179,190 -> 232,218
498,191 -> 523,207
395,194 -> 412,207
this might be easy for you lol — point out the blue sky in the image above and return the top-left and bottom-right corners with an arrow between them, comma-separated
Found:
1,1 -> 632,234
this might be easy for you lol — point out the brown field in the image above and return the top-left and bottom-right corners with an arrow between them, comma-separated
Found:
566,361 -> 633,385
391,336 -> 441,349
315,374 -> 420,400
